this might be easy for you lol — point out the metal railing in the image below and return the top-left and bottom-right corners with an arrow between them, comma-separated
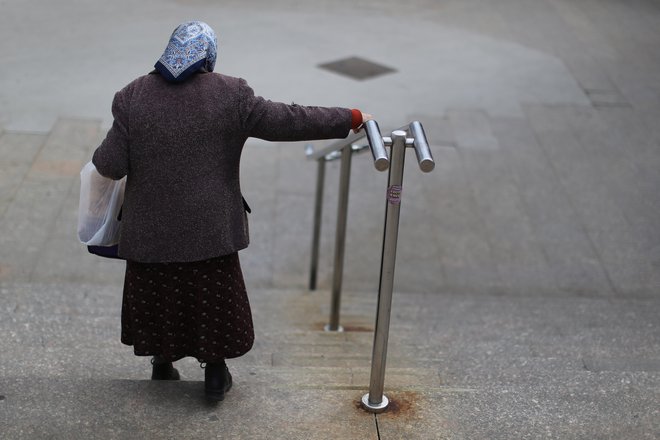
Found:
306,120 -> 389,332
305,119 -> 434,413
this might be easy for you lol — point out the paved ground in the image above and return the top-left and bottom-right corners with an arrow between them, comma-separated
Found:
1,0 -> 659,439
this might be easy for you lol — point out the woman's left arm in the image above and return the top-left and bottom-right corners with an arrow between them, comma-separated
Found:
239,79 -> 361,142
92,89 -> 130,180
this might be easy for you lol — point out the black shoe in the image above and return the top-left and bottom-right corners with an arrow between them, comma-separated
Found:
151,357 -> 180,380
204,361 -> 232,401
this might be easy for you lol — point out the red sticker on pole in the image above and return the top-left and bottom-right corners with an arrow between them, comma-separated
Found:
387,185 -> 402,205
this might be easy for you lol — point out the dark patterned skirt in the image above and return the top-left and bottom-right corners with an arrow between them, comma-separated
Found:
120,253 -> 254,363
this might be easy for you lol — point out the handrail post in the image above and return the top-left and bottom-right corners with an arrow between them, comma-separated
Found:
325,147 -> 353,332
306,120 -> 432,411
309,158 -> 326,291
362,129 -> 408,412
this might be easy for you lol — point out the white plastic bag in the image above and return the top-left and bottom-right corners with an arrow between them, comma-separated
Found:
77,161 -> 126,246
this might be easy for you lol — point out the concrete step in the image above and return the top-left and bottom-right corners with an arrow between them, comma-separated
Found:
0,131 -> 48,216
0,278 -> 445,438
0,376 -> 380,440
0,118 -> 102,283
0,280 -> 446,370
525,104 -> 660,295
3,278 -> 658,439
489,112 -> 614,296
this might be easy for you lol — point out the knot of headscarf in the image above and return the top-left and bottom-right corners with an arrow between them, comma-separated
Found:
154,21 -> 217,83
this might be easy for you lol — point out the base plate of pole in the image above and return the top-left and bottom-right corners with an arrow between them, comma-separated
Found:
361,393 -> 389,413
323,324 -> 344,332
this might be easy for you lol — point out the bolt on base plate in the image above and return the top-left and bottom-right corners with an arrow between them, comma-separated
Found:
361,393 -> 389,413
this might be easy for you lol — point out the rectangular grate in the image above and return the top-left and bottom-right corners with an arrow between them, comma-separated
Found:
318,56 -> 397,81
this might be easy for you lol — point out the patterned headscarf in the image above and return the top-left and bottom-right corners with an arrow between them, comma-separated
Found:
154,21 -> 218,83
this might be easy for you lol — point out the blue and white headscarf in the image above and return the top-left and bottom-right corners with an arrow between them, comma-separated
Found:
154,21 -> 218,83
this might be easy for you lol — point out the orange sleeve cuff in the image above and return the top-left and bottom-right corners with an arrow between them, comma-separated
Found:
351,109 -> 363,130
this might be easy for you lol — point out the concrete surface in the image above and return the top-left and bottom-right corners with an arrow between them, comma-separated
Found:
1,0 -> 660,439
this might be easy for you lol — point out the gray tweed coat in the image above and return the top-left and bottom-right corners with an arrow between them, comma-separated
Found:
92,72 -> 352,263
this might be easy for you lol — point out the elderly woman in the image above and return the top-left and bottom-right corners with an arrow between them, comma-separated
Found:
92,21 -> 370,401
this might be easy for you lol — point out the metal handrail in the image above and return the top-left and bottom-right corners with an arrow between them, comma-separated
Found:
306,120 -> 389,170
306,120 -> 433,303
306,119 -> 435,413
305,120 -> 390,332
306,130 -> 362,161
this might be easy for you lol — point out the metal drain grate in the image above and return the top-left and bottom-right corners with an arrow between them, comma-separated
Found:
318,56 -> 397,81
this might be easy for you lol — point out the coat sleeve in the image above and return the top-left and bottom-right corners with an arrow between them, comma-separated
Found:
238,79 -> 352,142
92,89 -> 130,180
